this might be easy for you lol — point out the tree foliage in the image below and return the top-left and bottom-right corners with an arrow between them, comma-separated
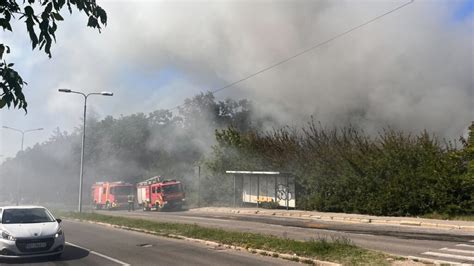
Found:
0,0 -> 107,111
1,89 -> 471,216
0,93 -> 253,204
206,121 -> 474,216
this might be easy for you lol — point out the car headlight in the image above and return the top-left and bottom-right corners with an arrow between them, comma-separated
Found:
1,231 -> 16,241
54,229 -> 63,238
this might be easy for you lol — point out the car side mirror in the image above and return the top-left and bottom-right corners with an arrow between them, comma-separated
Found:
56,218 -> 62,224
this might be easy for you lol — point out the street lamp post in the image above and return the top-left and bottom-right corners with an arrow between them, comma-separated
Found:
2,126 -> 44,205
58,89 -> 113,213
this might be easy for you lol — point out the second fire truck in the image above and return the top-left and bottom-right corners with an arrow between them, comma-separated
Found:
136,176 -> 186,211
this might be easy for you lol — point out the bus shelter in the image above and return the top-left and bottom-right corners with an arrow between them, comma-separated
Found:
225,171 -> 295,209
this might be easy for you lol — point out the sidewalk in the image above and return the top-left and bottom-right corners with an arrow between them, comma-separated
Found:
189,207 -> 474,232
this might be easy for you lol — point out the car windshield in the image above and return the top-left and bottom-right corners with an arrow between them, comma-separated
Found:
1,208 -> 55,224
162,184 -> 182,194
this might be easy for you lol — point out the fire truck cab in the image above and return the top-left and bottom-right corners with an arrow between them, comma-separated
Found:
92,181 -> 134,210
137,177 -> 185,211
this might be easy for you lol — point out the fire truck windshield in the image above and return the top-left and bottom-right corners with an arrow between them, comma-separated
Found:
110,186 -> 133,195
162,184 -> 181,194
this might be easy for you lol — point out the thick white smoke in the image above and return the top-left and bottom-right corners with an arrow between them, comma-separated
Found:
91,0 -> 473,138
1,0 -> 472,159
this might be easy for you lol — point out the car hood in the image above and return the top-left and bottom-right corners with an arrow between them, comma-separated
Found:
1,222 -> 59,238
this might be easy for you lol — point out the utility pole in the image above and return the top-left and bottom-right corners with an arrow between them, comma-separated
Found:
198,165 -> 201,208
58,89 -> 113,212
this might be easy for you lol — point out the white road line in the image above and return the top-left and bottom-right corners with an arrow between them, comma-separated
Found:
422,251 -> 474,262
470,240 -> 474,243
440,248 -> 474,255
408,255 -> 468,266
457,244 -> 474,248
66,242 -> 130,266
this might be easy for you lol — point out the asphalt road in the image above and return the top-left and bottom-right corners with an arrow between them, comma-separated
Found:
96,209 -> 474,264
0,220 -> 299,266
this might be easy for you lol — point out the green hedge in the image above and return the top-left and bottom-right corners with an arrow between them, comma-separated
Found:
205,122 -> 474,216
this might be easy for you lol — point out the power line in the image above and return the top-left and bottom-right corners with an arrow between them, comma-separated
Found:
170,0 -> 414,111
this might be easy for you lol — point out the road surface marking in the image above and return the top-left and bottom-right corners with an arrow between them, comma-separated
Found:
440,248 -> 474,255
457,244 -> 474,248
470,240 -> 474,243
422,251 -> 474,262
66,242 -> 130,266
408,255 -> 467,266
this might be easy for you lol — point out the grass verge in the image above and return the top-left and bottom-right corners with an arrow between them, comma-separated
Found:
59,211 -> 390,265
421,213 -> 474,221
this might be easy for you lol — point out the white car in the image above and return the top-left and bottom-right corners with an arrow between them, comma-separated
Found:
0,206 -> 65,259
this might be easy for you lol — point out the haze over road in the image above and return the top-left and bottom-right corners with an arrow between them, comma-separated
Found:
0,220 -> 298,266
97,209 -> 474,264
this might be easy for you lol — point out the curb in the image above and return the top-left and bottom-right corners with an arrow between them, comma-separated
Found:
66,218 -> 341,266
194,208 -> 474,232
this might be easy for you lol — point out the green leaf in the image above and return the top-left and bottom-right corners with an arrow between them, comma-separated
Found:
49,22 -> 57,42
53,0 -> 60,10
45,35 -> 52,57
96,6 -> 107,25
0,18 -> 12,31
4,10 -> 11,22
0,44 -> 4,60
52,12 -> 64,21
45,2 -> 53,14
58,0 -> 66,9
39,31 -> 45,44
87,15 -> 98,28
25,17 -> 38,49
39,39 -> 46,50
39,19 -> 48,32
67,0 -> 72,13
24,6 -> 34,16
0,98 -> 6,108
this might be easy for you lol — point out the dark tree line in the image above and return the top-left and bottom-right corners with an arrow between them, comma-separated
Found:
1,91 -> 472,216
205,121 -> 473,216
0,92 -> 254,205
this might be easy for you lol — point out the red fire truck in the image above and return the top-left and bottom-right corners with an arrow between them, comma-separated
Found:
136,176 -> 185,211
92,181 -> 134,210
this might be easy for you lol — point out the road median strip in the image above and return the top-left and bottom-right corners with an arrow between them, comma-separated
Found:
60,211 -> 398,265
